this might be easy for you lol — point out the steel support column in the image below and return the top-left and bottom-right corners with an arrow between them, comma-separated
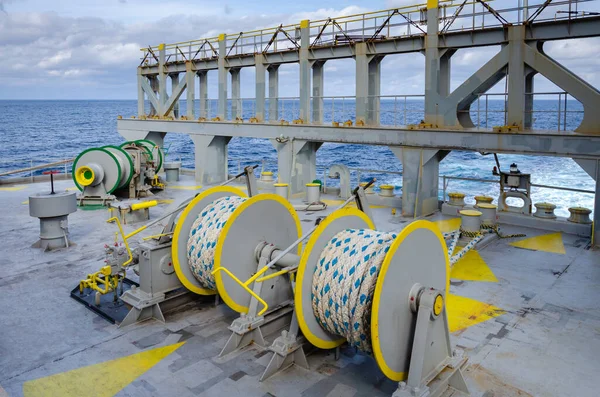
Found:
218,34 -> 228,120
255,54 -> 266,122
507,26 -> 526,128
158,44 -> 167,116
312,61 -> 325,124
170,73 -> 180,118
137,67 -> 145,116
149,76 -> 159,116
356,43 -> 382,126
424,1 -> 440,125
524,68 -> 536,129
299,20 -> 311,122
190,135 -> 231,184
391,147 -> 449,217
185,62 -> 195,119
574,158 -> 600,248
231,68 -> 241,119
198,71 -> 208,118
268,65 -> 279,122
271,139 -> 321,194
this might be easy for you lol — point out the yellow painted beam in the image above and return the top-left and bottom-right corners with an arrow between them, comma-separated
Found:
510,232 -> 566,255
434,217 -> 461,233
23,342 -> 184,397
451,249 -> 498,282
446,294 -> 505,333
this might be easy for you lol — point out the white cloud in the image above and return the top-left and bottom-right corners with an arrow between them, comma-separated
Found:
0,2 -> 598,99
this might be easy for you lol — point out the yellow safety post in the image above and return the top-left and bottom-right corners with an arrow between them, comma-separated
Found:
131,200 -> 158,211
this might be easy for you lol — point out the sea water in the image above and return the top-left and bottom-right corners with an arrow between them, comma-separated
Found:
0,99 -> 594,217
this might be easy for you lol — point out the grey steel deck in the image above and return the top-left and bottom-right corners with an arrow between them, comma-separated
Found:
0,176 -> 598,397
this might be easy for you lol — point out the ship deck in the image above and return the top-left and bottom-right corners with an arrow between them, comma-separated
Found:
0,176 -> 599,397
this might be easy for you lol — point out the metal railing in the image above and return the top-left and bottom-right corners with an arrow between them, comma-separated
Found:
457,91 -> 584,129
140,0 -> 596,65
173,92 -> 582,132
0,158 -> 74,184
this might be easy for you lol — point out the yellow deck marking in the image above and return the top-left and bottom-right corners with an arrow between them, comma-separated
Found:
451,249 -> 498,282
434,218 -> 461,233
510,232 -> 566,254
0,186 -> 26,191
168,185 -> 203,190
157,199 -> 174,204
22,200 -> 29,205
447,294 -> 505,333
23,342 -> 184,397
321,199 -> 386,209
66,187 -> 78,191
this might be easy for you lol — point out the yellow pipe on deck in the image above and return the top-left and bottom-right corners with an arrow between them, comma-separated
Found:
131,200 -> 158,211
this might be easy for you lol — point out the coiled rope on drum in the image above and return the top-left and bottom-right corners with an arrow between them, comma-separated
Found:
187,196 -> 247,289
311,229 -> 397,354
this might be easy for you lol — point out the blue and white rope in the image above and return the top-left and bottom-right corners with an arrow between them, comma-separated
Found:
187,196 -> 247,289
449,233 -> 484,266
446,230 -> 461,259
311,229 -> 397,354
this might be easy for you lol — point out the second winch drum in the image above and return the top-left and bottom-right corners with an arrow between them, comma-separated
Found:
171,186 -> 302,354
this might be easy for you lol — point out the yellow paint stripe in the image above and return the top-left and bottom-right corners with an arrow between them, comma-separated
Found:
23,342 -> 184,397
427,0 -> 438,9
66,187 -> 78,191
434,217 -> 461,233
168,185 -> 203,190
447,294 -> 505,333
22,200 -> 29,205
510,232 -> 566,255
156,199 -> 174,204
0,186 -> 26,191
451,249 -> 498,283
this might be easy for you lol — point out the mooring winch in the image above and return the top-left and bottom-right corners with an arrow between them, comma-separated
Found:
72,139 -> 165,206
73,165 -> 262,326
74,169 -> 469,396
291,209 -> 468,396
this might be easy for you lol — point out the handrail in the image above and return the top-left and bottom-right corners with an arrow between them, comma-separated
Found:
140,0 -> 595,62
211,267 -> 269,315
0,158 -> 74,177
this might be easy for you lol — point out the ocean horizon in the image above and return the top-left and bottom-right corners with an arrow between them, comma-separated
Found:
0,99 -> 594,217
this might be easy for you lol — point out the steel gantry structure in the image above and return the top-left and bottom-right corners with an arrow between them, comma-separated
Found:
117,0 -> 600,247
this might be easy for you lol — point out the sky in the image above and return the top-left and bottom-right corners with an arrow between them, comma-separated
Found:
0,0 -> 598,99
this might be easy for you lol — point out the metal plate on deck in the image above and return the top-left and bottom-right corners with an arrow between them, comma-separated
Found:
70,278 -> 139,324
